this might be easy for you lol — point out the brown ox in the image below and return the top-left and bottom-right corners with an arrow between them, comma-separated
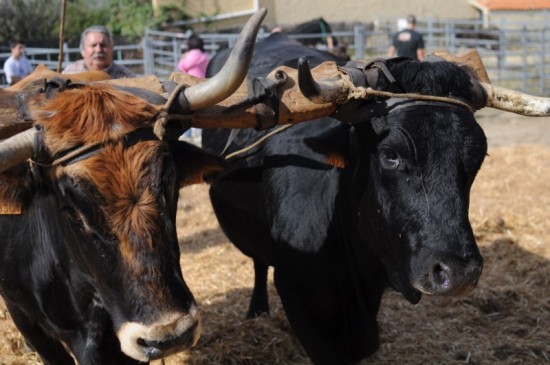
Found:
0,8 -> 266,365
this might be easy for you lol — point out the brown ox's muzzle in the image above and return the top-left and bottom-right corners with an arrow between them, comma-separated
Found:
117,304 -> 201,362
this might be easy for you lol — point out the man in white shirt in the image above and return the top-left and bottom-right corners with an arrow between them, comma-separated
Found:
3,40 -> 33,85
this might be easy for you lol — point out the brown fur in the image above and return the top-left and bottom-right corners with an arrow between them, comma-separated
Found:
34,84 -> 162,155
325,153 -> 346,169
7,64 -> 111,92
65,141 -> 163,268
3,81 -> 217,304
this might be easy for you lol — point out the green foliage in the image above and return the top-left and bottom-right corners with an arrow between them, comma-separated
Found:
149,3 -> 191,30
0,0 -> 192,48
107,0 -> 153,42
0,0 -> 60,45
64,0 -> 110,46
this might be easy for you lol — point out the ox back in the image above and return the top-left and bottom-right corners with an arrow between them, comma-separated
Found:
202,33 -> 488,365
0,84 -> 227,364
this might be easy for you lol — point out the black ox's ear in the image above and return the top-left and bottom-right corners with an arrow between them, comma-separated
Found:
303,123 -> 350,169
370,116 -> 389,136
171,141 -> 229,187
333,99 -> 390,137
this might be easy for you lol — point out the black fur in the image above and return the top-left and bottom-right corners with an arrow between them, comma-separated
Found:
0,138 -> 225,364
203,33 -> 487,364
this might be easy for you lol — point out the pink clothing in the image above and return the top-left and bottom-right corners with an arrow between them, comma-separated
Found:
177,49 -> 209,78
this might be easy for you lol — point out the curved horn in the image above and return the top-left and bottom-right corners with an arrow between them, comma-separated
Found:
183,8 -> 267,111
0,128 -> 36,174
298,57 -> 349,104
482,83 -> 550,116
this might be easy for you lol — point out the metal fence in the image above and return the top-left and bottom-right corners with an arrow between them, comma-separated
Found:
143,18 -> 550,96
2,17 -> 550,95
0,43 -> 144,87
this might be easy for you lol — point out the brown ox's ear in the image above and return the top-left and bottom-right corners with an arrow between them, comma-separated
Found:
171,141 -> 229,187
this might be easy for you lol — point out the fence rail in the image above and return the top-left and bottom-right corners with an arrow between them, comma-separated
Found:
2,17 -> 550,96
0,44 -> 144,87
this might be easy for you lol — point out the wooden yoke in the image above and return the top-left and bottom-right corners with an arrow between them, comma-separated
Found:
0,65 -> 116,139
170,61 -> 340,129
430,49 -> 491,84
0,62 -> 342,139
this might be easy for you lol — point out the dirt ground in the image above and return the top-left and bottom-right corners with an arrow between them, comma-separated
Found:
0,108 -> 549,365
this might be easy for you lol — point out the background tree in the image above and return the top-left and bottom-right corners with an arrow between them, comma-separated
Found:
0,0 -> 60,46
1,0 -> 191,48
63,0 -> 110,46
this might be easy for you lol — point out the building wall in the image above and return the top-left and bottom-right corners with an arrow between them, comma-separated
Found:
269,0 -> 479,26
153,0 -> 277,31
157,0 -> 480,31
154,1 -> 550,32
489,10 -> 550,28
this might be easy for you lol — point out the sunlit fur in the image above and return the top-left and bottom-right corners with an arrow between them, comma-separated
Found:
7,64 -> 110,92
67,142 -> 166,282
33,84 -> 161,154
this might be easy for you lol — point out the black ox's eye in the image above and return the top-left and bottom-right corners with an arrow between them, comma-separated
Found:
379,148 -> 401,170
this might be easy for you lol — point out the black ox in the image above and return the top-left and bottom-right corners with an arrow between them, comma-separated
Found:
202,33 -> 528,364
0,9 -> 266,365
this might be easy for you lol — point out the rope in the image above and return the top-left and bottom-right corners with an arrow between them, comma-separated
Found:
31,141 -> 103,168
224,124 -> 295,160
223,85 -> 475,160
349,86 -> 475,113
153,82 -> 189,140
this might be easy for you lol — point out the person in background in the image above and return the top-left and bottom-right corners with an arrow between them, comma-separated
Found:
62,25 -> 136,78
3,40 -> 33,85
386,14 -> 425,61
177,34 -> 209,145
177,34 -> 209,78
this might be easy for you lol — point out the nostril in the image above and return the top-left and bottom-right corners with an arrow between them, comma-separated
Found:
137,338 -> 163,359
432,263 -> 451,289
138,338 -> 159,348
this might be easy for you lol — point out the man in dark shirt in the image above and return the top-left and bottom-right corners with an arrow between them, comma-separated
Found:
387,14 -> 425,61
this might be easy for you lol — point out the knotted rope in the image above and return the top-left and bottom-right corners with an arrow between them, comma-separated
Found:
153,82 -> 191,140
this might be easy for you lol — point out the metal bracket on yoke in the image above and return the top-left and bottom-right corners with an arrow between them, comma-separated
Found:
224,70 -> 289,130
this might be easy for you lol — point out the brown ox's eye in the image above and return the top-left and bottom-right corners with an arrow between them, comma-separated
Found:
380,148 -> 400,170
63,205 -> 85,231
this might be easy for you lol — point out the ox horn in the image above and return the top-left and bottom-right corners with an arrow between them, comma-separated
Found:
298,57 -> 350,104
299,57 -> 550,117
0,128 -> 36,174
183,8 -> 267,111
481,83 -> 550,116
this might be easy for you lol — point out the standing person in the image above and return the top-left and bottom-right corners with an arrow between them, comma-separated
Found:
62,25 -> 136,78
177,34 -> 209,78
3,40 -> 33,85
387,14 -> 425,61
177,34 -> 209,145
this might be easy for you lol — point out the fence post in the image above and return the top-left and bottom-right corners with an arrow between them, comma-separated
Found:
497,18 -> 507,84
541,28 -> 546,95
173,38 -> 182,72
143,36 -> 154,75
354,24 -> 365,59
63,42 -> 70,67
426,18 -> 434,51
521,26 -> 528,92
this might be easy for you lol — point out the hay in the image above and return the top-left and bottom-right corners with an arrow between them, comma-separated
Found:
1,116 -> 550,364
